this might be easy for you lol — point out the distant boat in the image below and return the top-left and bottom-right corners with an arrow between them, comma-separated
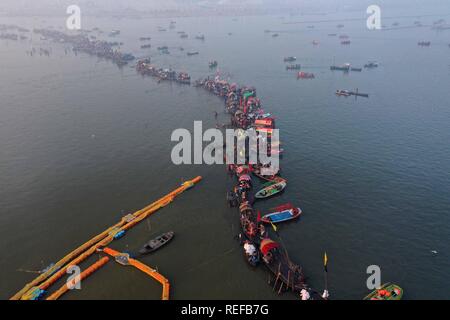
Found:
330,63 -> 351,71
297,71 -> 315,79
109,30 -> 120,37
195,35 -> 205,40
272,33 -> 279,37
364,61 -> 379,68
335,89 -> 351,97
418,41 -> 431,46
283,56 -> 296,62
286,64 -> 301,70
187,51 -> 199,56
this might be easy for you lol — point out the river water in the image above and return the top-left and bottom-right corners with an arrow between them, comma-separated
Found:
1,9 -> 449,299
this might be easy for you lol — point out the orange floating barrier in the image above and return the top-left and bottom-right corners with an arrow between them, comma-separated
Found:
102,247 -> 170,300
11,176 -> 202,300
46,257 -> 110,300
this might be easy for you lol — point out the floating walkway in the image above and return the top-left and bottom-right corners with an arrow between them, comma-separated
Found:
11,176 -> 202,300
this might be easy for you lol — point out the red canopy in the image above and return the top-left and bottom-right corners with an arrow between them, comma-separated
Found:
260,239 -> 279,255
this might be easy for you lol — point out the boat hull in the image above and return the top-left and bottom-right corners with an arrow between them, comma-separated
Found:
261,207 -> 302,224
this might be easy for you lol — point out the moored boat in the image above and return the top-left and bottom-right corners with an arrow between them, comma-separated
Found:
261,203 -> 302,224
209,60 -> 218,68
335,89 -> 351,97
330,63 -> 351,71
286,64 -> 301,70
255,179 -> 286,199
297,71 -> 315,79
364,61 -> 379,68
138,231 -> 174,255
283,56 -> 296,62
364,283 -> 403,300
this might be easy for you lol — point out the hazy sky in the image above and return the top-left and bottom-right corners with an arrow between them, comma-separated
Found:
1,0 -> 449,17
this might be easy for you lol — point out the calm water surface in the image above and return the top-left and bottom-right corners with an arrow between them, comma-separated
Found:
0,10 -> 449,299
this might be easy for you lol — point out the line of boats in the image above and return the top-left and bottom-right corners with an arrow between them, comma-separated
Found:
32,28 -> 135,67
193,75 -> 327,300
136,59 -> 191,84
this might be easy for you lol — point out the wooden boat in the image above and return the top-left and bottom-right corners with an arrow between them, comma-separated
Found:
187,51 -> 199,56
364,283 -> 403,300
255,180 -> 286,199
138,231 -> 174,255
260,238 -> 308,292
261,204 -> 302,224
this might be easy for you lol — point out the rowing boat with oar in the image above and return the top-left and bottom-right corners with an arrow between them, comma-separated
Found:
261,203 -> 302,224
255,179 -> 286,199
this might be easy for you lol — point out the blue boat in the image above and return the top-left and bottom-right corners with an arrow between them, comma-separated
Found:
261,203 -> 302,224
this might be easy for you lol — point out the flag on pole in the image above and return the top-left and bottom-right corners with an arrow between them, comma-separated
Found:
324,252 -> 328,272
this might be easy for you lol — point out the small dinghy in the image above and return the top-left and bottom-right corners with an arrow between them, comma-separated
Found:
138,231 -> 174,255
364,283 -> 403,300
255,179 -> 286,199
261,203 -> 302,224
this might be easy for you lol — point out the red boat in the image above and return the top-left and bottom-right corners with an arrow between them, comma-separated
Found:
297,72 -> 315,79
